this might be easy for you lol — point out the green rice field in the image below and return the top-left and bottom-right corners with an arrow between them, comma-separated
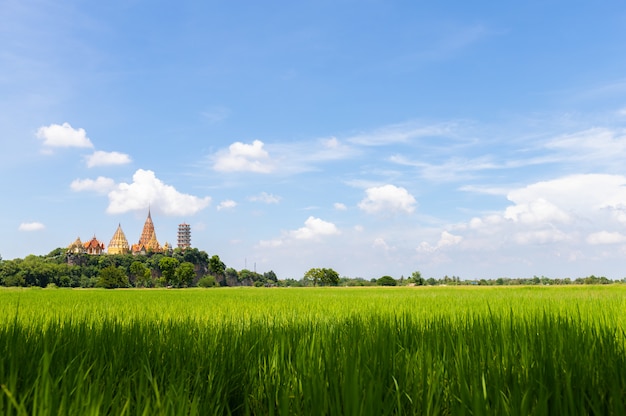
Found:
1,286 -> 625,415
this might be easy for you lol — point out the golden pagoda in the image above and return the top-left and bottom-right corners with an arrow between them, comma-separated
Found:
132,209 -> 162,254
67,237 -> 85,254
108,224 -> 130,255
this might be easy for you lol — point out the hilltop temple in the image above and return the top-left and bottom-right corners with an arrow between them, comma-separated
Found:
67,210 -> 176,256
131,209 -> 164,255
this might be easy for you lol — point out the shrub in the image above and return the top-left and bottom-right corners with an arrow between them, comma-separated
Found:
197,275 -> 217,288
377,275 -> 397,286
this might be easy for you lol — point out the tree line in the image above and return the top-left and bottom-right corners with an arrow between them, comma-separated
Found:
0,250 -> 622,288
0,248 -> 279,289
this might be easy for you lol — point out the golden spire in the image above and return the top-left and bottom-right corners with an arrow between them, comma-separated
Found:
108,223 -> 130,255
132,209 -> 162,254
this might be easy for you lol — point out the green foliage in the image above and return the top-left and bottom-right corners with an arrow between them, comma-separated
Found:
208,255 -> 226,278
96,266 -> 129,289
377,275 -> 397,286
1,287 -> 626,414
174,262 -> 196,288
158,257 -> 179,286
197,275 -> 217,288
303,267 -> 340,286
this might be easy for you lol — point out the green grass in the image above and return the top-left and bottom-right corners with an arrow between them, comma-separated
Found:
1,286 -> 625,415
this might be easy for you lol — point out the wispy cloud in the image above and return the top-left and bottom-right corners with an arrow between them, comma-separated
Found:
217,199 -> 237,211
347,121 -> 455,146
86,150 -> 132,168
18,221 -> 45,231
248,192 -> 281,204
201,106 -> 230,123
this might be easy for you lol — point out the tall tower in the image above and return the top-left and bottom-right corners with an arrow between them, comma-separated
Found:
178,223 -> 191,249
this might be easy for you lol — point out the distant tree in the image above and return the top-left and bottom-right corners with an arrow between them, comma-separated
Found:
410,271 -> 425,286
97,266 -> 129,289
303,268 -> 340,286
208,255 -> 226,278
197,275 -> 217,288
174,262 -> 196,288
159,257 -> 180,286
130,261 -> 151,288
377,275 -> 397,286
264,270 -> 278,283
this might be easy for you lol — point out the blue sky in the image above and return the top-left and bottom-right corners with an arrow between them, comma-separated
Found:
3,0 -> 626,280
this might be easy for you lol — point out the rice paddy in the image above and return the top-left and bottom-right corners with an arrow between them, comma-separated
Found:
1,286 -> 625,415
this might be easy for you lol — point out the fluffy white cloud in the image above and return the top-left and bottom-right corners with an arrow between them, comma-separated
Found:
86,151 -> 132,168
452,174 -> 626,252
18,222 -> 45,231
291,216 -> 340,240
248,192 -> 281,204
258,216 -> 340,248
70,177 -> 116,194
217,200 -> 237,211
358,184 -> 416,214
36,123 -> 93,148
213,140 -> 273,173
73,169 -> 211,216
107,170 -> 211,215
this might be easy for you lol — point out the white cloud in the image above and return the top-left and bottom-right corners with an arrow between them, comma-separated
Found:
249,192 -> 281,204
417,231 -> 462,253
86,151 -> 132,168
106,170 -> 211,215
291,217 -> 340,240
358,184 -> 417,214
213,140 -> 274,173
70,177 -> 116,194
443,174 -> 626,253
36,122 -> 93,148
347,122 -> 454,146
71,169 -> 210,216
373,237 -> 395,252
545,127 -> 626,163
504,198 -> 571,225
334,202 -> 347,211
18,222 -> 45,231
258,216 -> 340,249
217,200 -> 237,211
587,231 -> 626,245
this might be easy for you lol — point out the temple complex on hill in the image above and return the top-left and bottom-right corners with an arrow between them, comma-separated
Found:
67,209 -> 179,256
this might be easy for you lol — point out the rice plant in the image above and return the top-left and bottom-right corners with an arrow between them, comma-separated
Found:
0,286 -> 624,414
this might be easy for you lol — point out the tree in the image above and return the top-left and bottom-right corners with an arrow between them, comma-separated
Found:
159,257 -> 180,286
174,262 -> 196,288
303,268 -> 340,286
130,261 -> 151,288
96,266 -> 129,289
264,270 -> 278,283
410,271 -> 425,286
197,275 -> 217,288
377,275 -> 397,286
208,255 -> 226,278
